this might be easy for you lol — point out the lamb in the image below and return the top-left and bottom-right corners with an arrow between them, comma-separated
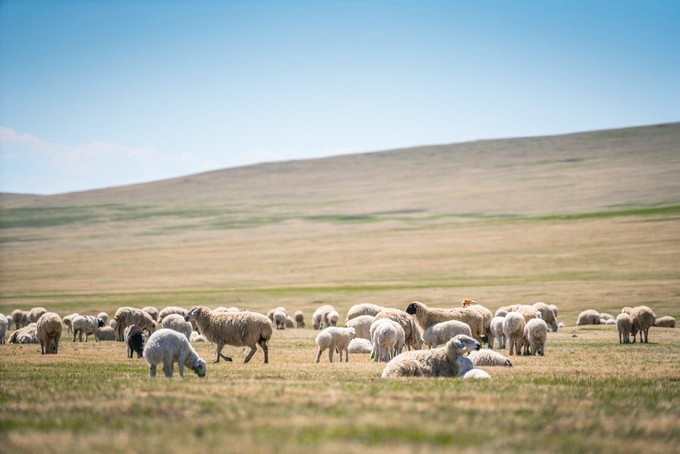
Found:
315,327 -> 356,363
142,306 -> 159,321
421,320 -> 472,349
576,309 -> 601,326
405,301 -> 483,343
0,314 -> 8,344
124,325 -> 145,358
370,319 -> 405,362
190,331 -> 207,342
532,302 -> 558,332
63,313 -> 79,333
622,306 -> 656,343
345,303 -> 385,322
468,349 -> 512,367
312,305 -> 335,330
616,313 -> 632,344
489,316 -> 506,349
185,306 -> 273,364
294,311 -> 305,328
381,334 -> 481,378
523,318 -> 548,356
348,338 -> 373,354
36,312 -> 62,354
460,299 -> 493,344
95,326 -> 116,341
273,310 -> 287,330
344,315 -> 375,340
655,316 -> 676,328
97,312 -> 109,325
72,315 -> 105,342
143,328 -> 207,378
9,323 -> 38,344
28,307 -> 47,323
463,369 -> 491,379
374,308 -> 423,350
161,314 -> 192,340
502,312 -> 525,356
11,309 -> 29,329
324,310 -> 340,328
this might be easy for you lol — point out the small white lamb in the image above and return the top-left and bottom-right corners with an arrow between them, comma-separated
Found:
489,316 -> 505,349
143,329 -> 207,378
315,327 -> 355,363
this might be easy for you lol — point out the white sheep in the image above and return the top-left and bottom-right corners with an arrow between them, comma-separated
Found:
63,313 -> 79,333
494,308 -> 509,318
381,334 -> 480,378
294,311 -> 305,328
524,318 -> 548,356
468,349 -> 512,367
143,329 -> 207,378
28,307 -> 47,323
312,305 -> 335,330
161,314 -> 192,340
558,322 -> 565,329
374,308 -> 423,350
489,316 -> 506,349
576,309 -> 601,326
532,302 -> 558,332
421,320 -> 472,349
37,312 -> 62,354
463,369 -> 491,379
142,306 -> 159,321
324,310 -> 340,328
617,313 -> 632,344
605,319 -> 616,325
315,327 -> 356,363
370,319 -> 405,362
655,316 -> 675,328
273,310 -> 287,330
348,338 -> 373,354
0,314 -> 8,344
72,315 -> 105,342
345,303 -> 385,322
285,315 -> 295,328
190,331 -> 207,342
344,315 -> 375,340
96,326 -> 116,341
9,323 -> 38,344
503,312 -> 525,356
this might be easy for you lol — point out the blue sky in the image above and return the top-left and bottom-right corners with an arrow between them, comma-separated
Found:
1,0 -> 679,194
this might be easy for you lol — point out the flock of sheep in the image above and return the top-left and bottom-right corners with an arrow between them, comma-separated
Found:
0,300 -> 674,380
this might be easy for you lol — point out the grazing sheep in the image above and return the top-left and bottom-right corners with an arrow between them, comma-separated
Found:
115,307 -> 156,341
0,314 -> 8,344
125,325 -> 145,358
655,316 -> 675,328
28,307 -> 47,323
524,318 -> 548,356
616,313 -> 633,344
532,302 -> 558,332
5,314 -> 14,331
72,315 -> 105,342
576,309 -> 601,326
348,338 -> 373,354
370,319 -> 405,362
461,299 -> 493,344
9,323 -> 38,344
190,331 -> 207,342
315,327 -> 356,363
186,306 -> 273,364
162,314 -> 192,340
381,334 -> 480,378
267,306 -> 288,322
95,326 -> 116,341
312,305 -> 335,330
11,309 -> 29,329
623,306 -> 656,343
489,316 -> 506,349
324,310 -> 340,328
345,303 -> 385,322
285,315 -> 295,328
405,301 -> 483,343
503,312 -> 525,356
63,313 -> 79,333
158,306 -> 188,321
421,320 -> 472,349
36,312 -> 62,354
468,349 -> 512,367
344,315 -> 375,340
374,308 -> 423,350
463,369 -> 491,379
294,311 -> 305,328
273,310 -> 287,330
511,305 -> 541,323
142,306 -> 159,322
97,312 -> 109,325
143,329 -> 207,378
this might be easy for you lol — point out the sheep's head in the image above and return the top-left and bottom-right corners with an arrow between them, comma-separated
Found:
193,358 -> 207,378
97,318 -> 105,328
185,307 -> 202,322
621,307 -> 633,315
405,301 -> 423,315
346,327 -> 356,339
451,334 -> 481,353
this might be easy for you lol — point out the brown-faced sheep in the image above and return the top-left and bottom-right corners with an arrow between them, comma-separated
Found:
374,308 -> 422,350
36,312 -> 62,354
405,301 -> 483,343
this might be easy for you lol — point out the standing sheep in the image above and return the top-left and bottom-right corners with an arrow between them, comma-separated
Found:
315,327 -> 356,363
468,349 -> 512,367
0,314 -> 8,344
36,312 -> 62,354
461,299 -> 493,344
185,306 -> 273,364
405,301 -> 483,343
267,307 -> 288,322
374,308 -> 422,350
96,326 -> 116,341
285,315 -> 295,328
143,329 -> 207,378
273,310 -> 287,330
11,309 -> 29,329
523,318 -> 548,356
294,311 -> 305,328
503,312 -> 525,356
655,316 -> 675,328
5,314 -> 14,331
63,313 -> 79,333
532,302 -> 559,332
161,314 -> 192,340
344,315 -> 375,340
421,320 -> 472,349
142,306 -> 159,321
370,319 -> 405,362
622,306 -> 656,343
28,307 -> 47,323
616,313 -> 633,344
489,316 -> 506,349
576,309 -> 601,326
381,334 -> 480,378
125,325 -> 145,358
72,315 -> 105,342
312,305 -> 335,330
345,303 -> 385,322
115,308 -> 156,341
324,310 -> 340,328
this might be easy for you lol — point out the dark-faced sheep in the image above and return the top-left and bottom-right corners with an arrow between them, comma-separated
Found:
405,301 -> 483,343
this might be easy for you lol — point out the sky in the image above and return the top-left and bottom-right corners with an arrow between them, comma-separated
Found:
1,0 -> 679,195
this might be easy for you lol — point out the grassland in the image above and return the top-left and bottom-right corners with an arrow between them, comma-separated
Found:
0,123 -> 679,452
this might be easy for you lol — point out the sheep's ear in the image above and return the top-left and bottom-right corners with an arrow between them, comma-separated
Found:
452,339 -> 464,350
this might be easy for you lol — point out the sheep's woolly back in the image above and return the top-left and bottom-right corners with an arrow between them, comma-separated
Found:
315,327 -> 356,350
348,338 -> 372,353
162,314 -> 192,340
345,303 -> 385,322
36,312 -> 62,354
273,311 -> 287,329
312,305 -> 335,329
511,305 -> 541,323
655,316 -> 675,328
381,335 -> 480,378
9,323 -> 38,344
460,300 -> 493,336
468,349 -> 512,367
422,320 -> 472,348
370,319 -> 405,362
577,309 -> 601,326
406,301 -> 483,342
374,308 -> 422,349
158,306 -> 188,321
324,310 -> 340,328
190,331 -> 207,342
190,306 -> 273,348
143,328 -> 205,377
28,307 -> 47,323
344,315 -> 375,340
142,306 -> 159,321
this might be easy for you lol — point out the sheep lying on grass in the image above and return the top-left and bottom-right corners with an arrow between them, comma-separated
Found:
162,314 -> 192,340
468,349 -> 512,367
143,329 -> 207,378
96,326 -> 116,341
524,318 -> 548,356
125,325 -> 145,358
655,316 -> 675,328
489,316 -> 505,349
370,319 -> 405,362
503,312 -> 525,356
294,311 -> 305,328
617,313 -> 632,344
315,327 -> 355,363
348,338 -> 373,354
463,369 -> 491,379
72,315 -> 105,342
345,303 -> 385,322
186,306 -> 273,364
344,315 -> 374,340
37,312 -> 62,354
285,315 -> 295,328
577,309 -> 600,326
381,334 -> 480,378
9,323 -> 38,344
421,320 -> 472,349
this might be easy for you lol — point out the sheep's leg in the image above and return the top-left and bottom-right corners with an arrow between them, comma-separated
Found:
345,349 -> 349,363
40,341 -> 45,355
163,361 -> 173,378
316,347 -> 323,363
178,354 -> 185,378
244,345 -> 257,363
259,338 -> 269,364
328,347 -> 334,363
488,336 -> 494,350
73,331 -> 77,342
339,349 -> 343,362
149,364 -> 157,377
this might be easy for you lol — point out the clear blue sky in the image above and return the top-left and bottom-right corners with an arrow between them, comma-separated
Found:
1,0 -> 679,194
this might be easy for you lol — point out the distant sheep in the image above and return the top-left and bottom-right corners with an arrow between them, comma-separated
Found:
158,306 -> 188,321
348,338 -> 373,354
461,299 -> 493,344
5,314 -> 14,331
344,315 -> 375,340
28,307 -> 47,323
374,308 -> 422,350
622,306 -> 656,343
11,309 -> 29,329
125,325 -> 145,358
502,312 -> 525,356
549,304 -> 559,318
72,315 -> 105,342
494,308 -> 509,318
9,323 -> 38,344
576,309 -> 601,326
285,315 -> 295,328
345,303 -> 385,322
143,328 -> 207,378
604,319 -> 616,325
273,310 -> 287,330
468,349 -> 512,367
523,318 -> 548,356
324,310 -> 340,328
115,307 -> 156,341
267,306 -> 288,321
558,322 -> 565,329
655,316 -> 675,328
381,334 -> 480,378
161,314 -> 192,340
599,313 -> 614,323
97,312 -> 109,325
63,313 -> 79,333
370,319 -> 405,362
421,320 -> 472,349
315,327 -> 356,363
511,305 -> 541,323
142,306 -> 159,321
312,305 -> 335,330
0,314 -> 8,344
294,311 -> 305,328
532,302 -> 558,332
95,326 -> 116,341
37,312 -> 62,354
406,301 -> 483,343
213,306 -> 240,313
489,316 -> 506,349
616,313 -> 632,344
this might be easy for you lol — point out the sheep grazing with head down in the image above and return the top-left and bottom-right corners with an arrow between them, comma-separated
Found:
622,306 -> 656,343
97,312 -> 109,325
315,327 -> 356,363
312,305 -> 335,330
294,311 -> 305,328
186,306 -> 273,364
28,307 -> 47,324
468,349 -> 512,367
381,334 -> 481,378
576,309 -> 601,326
0,314 -> 9,344
143,329 -> 207,378
36,312 -> 62,354
345,303 -> 385,322
503,312 -> 525,356
324,310 -> 340,328
374,308 -> 422,350
523,318 -> 548,356
9,323 -> 38,344
421,320 -> 472,349
273,311 -> 287,330
125,325 -> 145,358
72,315 -> 105,342
5,314 -> 14,331
460,299 -> 493,344
115,307 -> 156,341
616,313 -> 633,344
406,301 -> 483,343
142,306 -> 159,322
11,309 -> 29,329
370,319 -> 405,362
285,315 -> 295,328
344,315 -> 375,340
161,314 -> 192,340
63,313 -> 79,333
532,302 -> 558,332
655,316 -> 675,328
489,316 -> 506,349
